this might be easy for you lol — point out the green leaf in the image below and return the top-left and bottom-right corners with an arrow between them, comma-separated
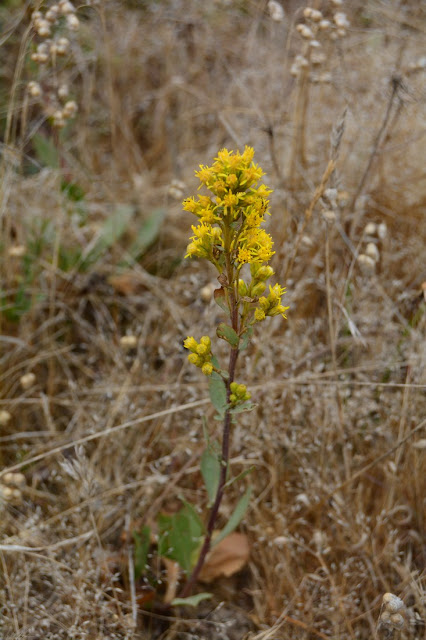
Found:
123,208 -> 166,264
61,180 -> 85,201
157,502 -> 204,574
201,446 -> 221,505
214,287 -> 230,316
171,592 -> 213,607
32,133 -> 59,168
209,373 -> 227,418
230,401 -> 256,415
240,326 -> 253,351
224,466 -> 255,489
83,204 -> 134,266
133,525 -> 151,580
217,323 -> 239,347
213,486 -> 252,547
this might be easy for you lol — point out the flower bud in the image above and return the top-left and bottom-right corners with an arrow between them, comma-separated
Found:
201,362 -> 213,376
255,265 -> 274,281
188,353 -> 202,367
238,279 -> 248,296
251,282 -> 266,297
196,343 -> 208,356
184,336 -> 198,352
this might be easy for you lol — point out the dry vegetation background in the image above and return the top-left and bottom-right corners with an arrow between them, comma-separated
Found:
0,0 -> 425,639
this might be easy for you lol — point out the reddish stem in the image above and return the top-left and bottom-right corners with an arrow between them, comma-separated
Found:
180,287 -> 239,598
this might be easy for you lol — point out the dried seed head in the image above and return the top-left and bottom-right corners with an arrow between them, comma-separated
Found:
334,12 -> 350,29
28,81 -> 42,97
36,19 -> 51,37
324,188 -> 338,207
268,0 -> 285,22
8,244 -> 26,257
60,0 -> 76,14
63,100 -> 78,118
365,242 -> 380,263
57,37 -> 70,55
66,14 -> 80,30
120,335 -> 138,350
319,19 -> 331,30
168,179 -> 186,200
45,6 -> 60,22
311,51 -> 326,65
0,410 -> 11,425
201,282 -> 215,303
322,209 -> 336,223
382,593 -> 405,614
297,24 -> 314,40
20,372 -> 36,390
357,254 -> 376,274
304,8 -> 322,22
58,84 -> 69,99
378,593 -> 408,631
364,222 -> 377,235
318,72 -> 332,83
378,222 -> 387,240
3,472 -> 26,487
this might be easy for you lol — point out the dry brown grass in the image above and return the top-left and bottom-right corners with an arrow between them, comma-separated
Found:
0,1 -> 425,639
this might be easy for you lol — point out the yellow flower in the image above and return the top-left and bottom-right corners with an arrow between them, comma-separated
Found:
196,165 -> 213,184
201,362 -> 213,376
238,247 -> 252,264
184,336 -> 198,352
188,353 -> 203,366
241,146 -> 255,164
191,222 -> 211,239
222,192 -> 239,208
226,173 -> 238,189
183,197 -> 198,213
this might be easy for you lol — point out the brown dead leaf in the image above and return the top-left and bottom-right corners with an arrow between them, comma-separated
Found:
163,557 -> 180,603
108,272 -> 146,296
198,532 -> 250,583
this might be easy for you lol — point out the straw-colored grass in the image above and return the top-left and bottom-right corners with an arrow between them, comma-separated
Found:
0,1 -> 425,639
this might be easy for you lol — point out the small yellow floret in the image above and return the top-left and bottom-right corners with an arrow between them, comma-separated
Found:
201,362 -> 213,376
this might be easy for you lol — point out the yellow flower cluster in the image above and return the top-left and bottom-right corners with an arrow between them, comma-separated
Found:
183,336 -> 214,376
183,147 -> 289,329
253,284 -> 289,323
183,146 -> 274,267
229,382 -> 251,406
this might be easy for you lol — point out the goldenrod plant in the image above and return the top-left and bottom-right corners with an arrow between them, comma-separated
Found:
178,147 -> 288,598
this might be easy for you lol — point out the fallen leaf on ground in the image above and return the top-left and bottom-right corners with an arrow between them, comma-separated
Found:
198,532 -> 250,583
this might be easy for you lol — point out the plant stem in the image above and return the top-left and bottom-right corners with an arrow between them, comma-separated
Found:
180,295 -> 240,598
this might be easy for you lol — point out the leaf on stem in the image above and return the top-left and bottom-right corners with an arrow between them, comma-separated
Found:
214,287 -> 230,316
201,446 -> 221,506
132,525 -> 151,580
230,401 -> 256,415
240,326 -> 254,351
157,502 -> 204,574
171,592 -> 213,607
213,486 -> 252,547
209,373 -> 227,418
198,532 -> 250,583
217,323 -> 239,347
